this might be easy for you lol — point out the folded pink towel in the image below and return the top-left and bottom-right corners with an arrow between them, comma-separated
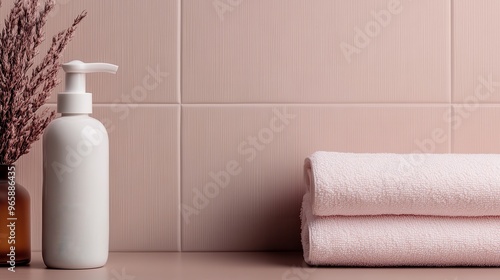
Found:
304,152 -> 500,217
301,194 -> 500,266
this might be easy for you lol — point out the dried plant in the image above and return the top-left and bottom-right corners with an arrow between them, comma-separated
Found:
0,0 -> 86,165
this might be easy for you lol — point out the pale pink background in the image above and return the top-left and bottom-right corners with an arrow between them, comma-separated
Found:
0,0 -> 493,251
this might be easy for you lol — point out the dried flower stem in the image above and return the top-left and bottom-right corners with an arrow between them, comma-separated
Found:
0,0 -> 86,164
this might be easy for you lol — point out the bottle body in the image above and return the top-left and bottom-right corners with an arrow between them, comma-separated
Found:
0,165 -> 30,267
42,115 -> 109,269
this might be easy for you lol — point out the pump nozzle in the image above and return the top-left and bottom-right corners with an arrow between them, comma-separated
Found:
63,60 -> 119,74
58,60 -> 119,114
62,60 -> 118,93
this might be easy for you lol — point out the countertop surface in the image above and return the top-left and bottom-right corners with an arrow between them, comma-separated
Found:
0,252 -> 499,280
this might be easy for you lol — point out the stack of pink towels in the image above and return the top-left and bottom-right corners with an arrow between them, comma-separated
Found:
301,152 -> 500,266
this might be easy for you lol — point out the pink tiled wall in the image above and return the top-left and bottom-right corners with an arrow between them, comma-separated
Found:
1,0 -> 494,251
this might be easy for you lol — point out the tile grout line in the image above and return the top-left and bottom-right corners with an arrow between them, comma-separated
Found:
179,103 -> 450,106
47,103 -> 500,107
449,0 -> 454,153
177,103 -> 500,106
177,106 -> 182,253
177,0 -> 183,252
450,0 -> 454,105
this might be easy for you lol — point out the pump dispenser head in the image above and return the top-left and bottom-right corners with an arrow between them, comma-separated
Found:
58,60 -> 118,114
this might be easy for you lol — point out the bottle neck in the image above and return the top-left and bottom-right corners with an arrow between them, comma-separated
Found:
61,113 -> 89,117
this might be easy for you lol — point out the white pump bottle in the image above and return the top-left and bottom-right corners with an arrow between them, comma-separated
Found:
42,60 -> 118,269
